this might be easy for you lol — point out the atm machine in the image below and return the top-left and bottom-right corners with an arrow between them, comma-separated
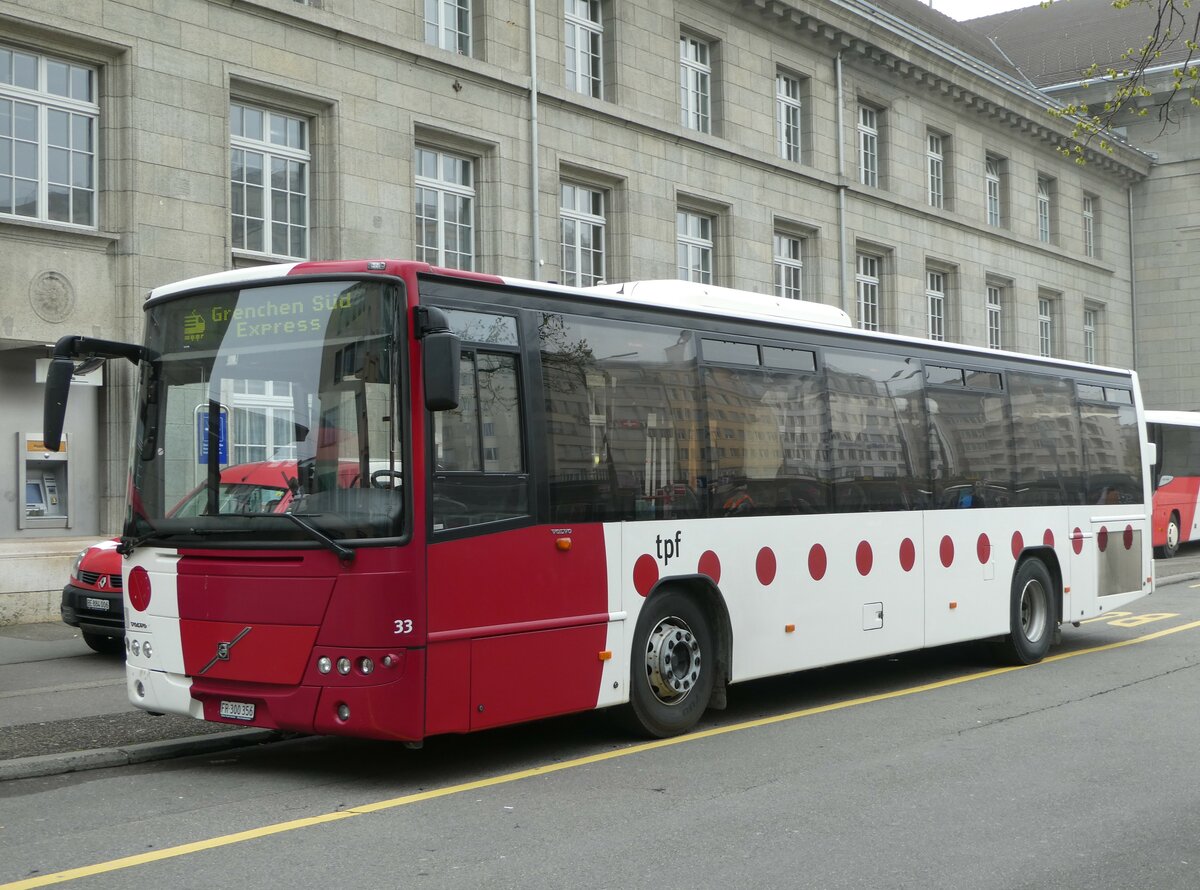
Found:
18,432 -> 71,529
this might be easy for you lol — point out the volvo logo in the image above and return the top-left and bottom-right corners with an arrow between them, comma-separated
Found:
198,627 -> 252,675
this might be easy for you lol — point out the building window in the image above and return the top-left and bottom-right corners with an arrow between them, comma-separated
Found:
1038,296 -> 1054,357
986,284 -> 1003,350
927,131 -> 945,209
560,181 -> 605,287
0,45 -> 97,226
1037,176 -> 1053,243
926,270 -> 946,341
985,155 -> 1002,227
1083,306 -> 1098,363
230,380 -> 298,464
426,0 -> 471,55
679,35 -> 711,134
415,146 -> 474,270
677,209 -> 713,283
565,0 -> 602,99
776,72 -> 802,163
856,253 -> 880,331
774,232 -> 803,300
1082,194 -> 1096,258
858,105 -> 878,187
230,103 -> 309,258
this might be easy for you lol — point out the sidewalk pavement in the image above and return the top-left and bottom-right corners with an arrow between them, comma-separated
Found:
4,560 -> 1199,783
0,621 -> 284,782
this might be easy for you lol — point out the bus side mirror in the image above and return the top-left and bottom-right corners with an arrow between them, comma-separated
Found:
423,331 -> 461,412
42,357 -> 77,452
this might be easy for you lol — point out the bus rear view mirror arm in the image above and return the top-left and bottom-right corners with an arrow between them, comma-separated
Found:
43,335 -> 155,452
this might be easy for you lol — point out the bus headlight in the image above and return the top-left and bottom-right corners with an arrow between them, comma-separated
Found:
317,656 -> 332,674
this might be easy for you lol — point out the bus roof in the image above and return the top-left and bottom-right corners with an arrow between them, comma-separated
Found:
582,280 -> 853,329
1146,410 -> 1200,427
144,261 -> 1136,380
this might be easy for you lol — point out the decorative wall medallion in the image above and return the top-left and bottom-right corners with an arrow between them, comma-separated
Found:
29,271 -> 76,323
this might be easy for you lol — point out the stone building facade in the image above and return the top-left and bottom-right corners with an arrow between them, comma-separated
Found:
967,0 -> 1200,410
0,0 -> 1150,618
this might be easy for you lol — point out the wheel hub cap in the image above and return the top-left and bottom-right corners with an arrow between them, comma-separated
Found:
645,617 -> 701,705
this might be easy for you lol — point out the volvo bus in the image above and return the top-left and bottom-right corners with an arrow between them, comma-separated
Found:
43,261 -> 1155,740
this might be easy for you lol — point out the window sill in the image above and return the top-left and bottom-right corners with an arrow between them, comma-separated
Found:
0,217 -> 118,248
231,249 -> 307,267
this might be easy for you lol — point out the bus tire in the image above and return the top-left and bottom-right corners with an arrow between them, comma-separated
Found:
995,558 -> 1055,666
627,589 -> 715,738
1156,513 -> 1180,559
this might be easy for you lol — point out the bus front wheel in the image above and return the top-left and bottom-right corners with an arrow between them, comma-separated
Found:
1156,513 -> 1180,559
995,558 -> 1054,665
627,590 -> 715,738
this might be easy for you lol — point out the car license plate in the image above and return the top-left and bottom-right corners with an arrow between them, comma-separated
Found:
219,700 -> 255,721
85,597 -> 109,611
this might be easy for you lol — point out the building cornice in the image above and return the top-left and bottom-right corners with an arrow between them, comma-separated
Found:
740,0 -> 1153,181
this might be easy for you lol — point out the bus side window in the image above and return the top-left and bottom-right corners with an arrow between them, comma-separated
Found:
432,351 -> 529,530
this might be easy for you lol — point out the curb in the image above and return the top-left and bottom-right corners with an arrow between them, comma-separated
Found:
0,728 -> 283,782
1155,571 -> 1200,587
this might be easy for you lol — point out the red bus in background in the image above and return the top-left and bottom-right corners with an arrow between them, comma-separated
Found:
1147,410 -> 1200,558
43,261 -> 1154,742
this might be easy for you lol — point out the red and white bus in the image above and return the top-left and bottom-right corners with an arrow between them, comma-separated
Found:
1147,410 -> 1200,558
43,261 -> 1155,740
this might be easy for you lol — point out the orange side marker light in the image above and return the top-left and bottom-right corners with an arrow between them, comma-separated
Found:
556,537 -> 572,551
785,624 -> 795,633
949,601 -> 958,610
598,650 -> 612,661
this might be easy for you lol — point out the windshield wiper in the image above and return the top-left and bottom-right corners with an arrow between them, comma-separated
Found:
117,527 -> 215,555
281,512 -> 356,562
120,514 -> 355,563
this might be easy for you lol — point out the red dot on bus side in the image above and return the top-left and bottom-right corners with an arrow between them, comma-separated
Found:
128,566 -> 152,613
1011,531 -> 1024,560
1043,529 -> 1055,548
698,550 -> 721,584
1124,525 -> 1134,550
756,547 -> 777,586
1097,527 -> 1109,552
976,533 -> 990,565
808,544 -> 827,581
856,541 -> 873,576
940,535 -> 955,568
633,554 -> 658,597
1071,528 -> 1084,555
899,538 -> 916,572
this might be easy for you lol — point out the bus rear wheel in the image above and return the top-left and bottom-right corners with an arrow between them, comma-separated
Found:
995,558 -> 1054,665
1156,513 -> 1180,559
627,590 -> 714,738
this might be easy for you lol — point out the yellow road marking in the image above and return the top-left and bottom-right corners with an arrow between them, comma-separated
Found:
7,618 -> 1200,889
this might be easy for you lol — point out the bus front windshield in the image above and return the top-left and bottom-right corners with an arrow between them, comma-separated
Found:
128,278 -> 403,545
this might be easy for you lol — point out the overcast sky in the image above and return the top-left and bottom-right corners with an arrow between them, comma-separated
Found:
927,0 -> 1045,21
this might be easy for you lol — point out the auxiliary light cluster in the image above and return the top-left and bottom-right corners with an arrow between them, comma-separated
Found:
125,636 -> 153,660
316,654 -> 382,677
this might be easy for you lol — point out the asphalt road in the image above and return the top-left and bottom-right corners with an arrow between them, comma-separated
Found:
2,571 -> 1198,889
